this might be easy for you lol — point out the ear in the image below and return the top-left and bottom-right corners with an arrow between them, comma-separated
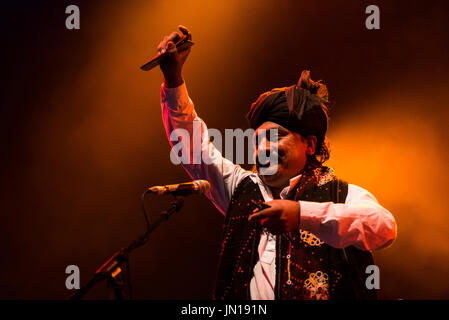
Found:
305,135 -> 317,155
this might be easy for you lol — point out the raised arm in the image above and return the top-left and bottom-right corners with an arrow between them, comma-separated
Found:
158,26 -> 250,215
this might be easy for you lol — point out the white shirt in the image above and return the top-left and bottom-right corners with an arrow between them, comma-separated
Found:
160,82 -> 397,300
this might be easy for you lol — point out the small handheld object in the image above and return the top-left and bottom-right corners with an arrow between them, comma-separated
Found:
140,35 -> 194,71
257,202 -> 271,211
249,202 -> 271,222
250,202 -> 293,242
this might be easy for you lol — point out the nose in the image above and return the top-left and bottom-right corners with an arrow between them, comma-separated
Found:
256,143 -> 279,167
256,136 -> 273,153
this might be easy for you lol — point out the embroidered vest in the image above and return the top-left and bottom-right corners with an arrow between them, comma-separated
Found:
213,166 -> 377,300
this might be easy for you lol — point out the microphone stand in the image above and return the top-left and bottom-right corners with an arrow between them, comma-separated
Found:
69,195 -> 185,300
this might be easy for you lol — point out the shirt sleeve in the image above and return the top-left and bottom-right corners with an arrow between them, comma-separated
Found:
298,184 -> 397,251
160,82 -> 251,215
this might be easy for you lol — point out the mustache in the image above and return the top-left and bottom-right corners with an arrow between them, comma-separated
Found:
255,148 -> 285,170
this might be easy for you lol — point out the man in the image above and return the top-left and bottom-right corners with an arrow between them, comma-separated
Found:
156,26 -> 396,300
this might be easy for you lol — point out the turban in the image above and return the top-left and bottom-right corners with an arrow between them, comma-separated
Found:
246,70 -> 329,151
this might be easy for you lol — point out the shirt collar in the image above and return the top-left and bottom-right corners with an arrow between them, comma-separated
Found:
279,174 -> 302,199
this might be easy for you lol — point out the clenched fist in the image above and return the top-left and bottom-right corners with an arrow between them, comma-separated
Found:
157,25 -> 192,88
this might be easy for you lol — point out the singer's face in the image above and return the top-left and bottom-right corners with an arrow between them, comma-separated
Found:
253,122 -> 310,189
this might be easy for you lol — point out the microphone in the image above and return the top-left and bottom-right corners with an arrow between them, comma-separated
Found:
140,34 -> 194,71
148,180 -> 210,196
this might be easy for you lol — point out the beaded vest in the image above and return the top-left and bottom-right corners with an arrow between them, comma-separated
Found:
213,164 -> 376,300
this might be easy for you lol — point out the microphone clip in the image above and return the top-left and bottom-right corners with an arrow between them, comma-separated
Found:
160,197 -> 185,220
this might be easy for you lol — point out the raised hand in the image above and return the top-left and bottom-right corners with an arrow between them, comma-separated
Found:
157,25 -> 193,88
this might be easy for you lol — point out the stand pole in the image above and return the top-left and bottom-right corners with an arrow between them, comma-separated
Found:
69,196 -> 185,300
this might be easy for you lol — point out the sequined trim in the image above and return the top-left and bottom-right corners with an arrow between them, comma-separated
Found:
299,229 -> 324,247
303,271 -> 330,300
314,167 -> 336,186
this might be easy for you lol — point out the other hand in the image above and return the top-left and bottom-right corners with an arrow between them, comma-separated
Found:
248,199 -> 301,235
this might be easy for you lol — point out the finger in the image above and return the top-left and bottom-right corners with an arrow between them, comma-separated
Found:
248,207 -> 275,221
251,201 -> 271,214
168,31 -> 181,44
166,41 -> 177,54
258,202 -> 272,210
250,202 -> 272,215
178,25 -> 192,40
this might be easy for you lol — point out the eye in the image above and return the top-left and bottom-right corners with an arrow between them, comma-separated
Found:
254,128 -> 285,147
277,129 -> 288,137
268,129 -> 286,142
